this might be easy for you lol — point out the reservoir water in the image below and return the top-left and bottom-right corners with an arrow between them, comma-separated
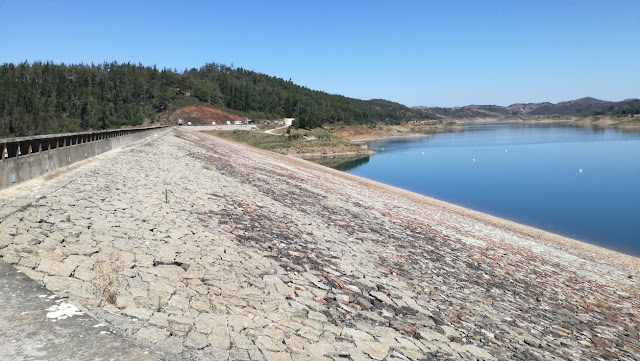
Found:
335,122 -> 640,257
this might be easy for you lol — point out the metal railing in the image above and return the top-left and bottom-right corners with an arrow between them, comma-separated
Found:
1,126 -> 170,189
1,126 -> 169,160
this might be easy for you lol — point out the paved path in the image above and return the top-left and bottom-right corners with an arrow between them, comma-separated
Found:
0,258 -> 158,361
264,125 -> 289,135
0,127 -> 638,360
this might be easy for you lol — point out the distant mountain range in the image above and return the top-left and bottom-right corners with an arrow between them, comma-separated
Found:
415,97 -> 640,119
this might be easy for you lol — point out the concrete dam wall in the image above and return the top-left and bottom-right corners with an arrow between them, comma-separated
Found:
0,126 -> 169,189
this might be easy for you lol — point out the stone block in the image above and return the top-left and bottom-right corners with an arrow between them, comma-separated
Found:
123,307 -> 153,321
37,258 -> 76,276
135,326 -> 170,344
184,331 -> 209,349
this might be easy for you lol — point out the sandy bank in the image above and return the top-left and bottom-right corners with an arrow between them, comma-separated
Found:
349,133 -> 432,142
326,124 -> 459,142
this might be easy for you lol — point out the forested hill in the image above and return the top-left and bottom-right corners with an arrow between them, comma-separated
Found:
417,97 -> 640,119
0,61 -> 437,137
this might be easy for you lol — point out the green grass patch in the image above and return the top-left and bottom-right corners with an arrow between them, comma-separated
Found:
207,130 -> 293,150
204,127 -> 369,158
157,296 -> 164,312
594,299 -> 614,311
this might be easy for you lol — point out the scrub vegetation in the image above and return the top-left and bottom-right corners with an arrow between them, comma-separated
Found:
204,128 -> 371,158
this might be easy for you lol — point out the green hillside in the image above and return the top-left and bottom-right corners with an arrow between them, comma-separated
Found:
0,61 -> 438,137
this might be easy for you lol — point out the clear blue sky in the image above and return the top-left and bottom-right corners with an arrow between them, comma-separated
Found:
1,0 -> 638,107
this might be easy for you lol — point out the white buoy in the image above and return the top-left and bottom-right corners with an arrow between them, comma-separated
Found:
505,149 -> 508,152
381,148 -> 384,150
472,158 -> 476,162
421,152 -> 424,155
578,169 -> 583,173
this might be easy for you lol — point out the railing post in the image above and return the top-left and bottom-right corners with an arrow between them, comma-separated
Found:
1,145 -> 6,160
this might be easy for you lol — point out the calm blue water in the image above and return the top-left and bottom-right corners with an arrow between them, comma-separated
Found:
341,122 -> 640,257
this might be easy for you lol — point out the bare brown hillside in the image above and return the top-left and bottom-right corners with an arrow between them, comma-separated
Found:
157,106 -> 246,126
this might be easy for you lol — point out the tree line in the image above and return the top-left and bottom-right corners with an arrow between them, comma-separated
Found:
0,61 -> 438,137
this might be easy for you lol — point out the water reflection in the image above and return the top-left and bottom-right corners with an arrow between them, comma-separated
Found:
307,155 -> 370,171
364,122 -> 639,153
332,156 -> 370,171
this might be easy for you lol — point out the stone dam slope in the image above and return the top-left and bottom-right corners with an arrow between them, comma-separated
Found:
0,128 -> 638,361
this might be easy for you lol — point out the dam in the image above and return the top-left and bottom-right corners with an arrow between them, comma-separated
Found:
0,127 -> 638,360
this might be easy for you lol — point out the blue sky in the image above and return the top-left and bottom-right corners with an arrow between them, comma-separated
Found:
0,0 -> 638,107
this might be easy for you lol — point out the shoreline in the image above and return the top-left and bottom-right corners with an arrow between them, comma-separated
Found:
452,116 -> 640,128
327,123 -> 639,263
297,152 -> 373,160
314,164 -> 640,270
343,117 -> 640,144
216,133 -> 639,270
345,126 -> 464,143
349,132 -> 432,142
326,123 -> 461,143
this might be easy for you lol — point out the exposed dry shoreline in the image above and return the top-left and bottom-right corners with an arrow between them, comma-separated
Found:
280,148 -> 376,159
450,115 -> 640,129
326,124 -> 462,143
336,117 -> 640,145
348,133 -> 431,143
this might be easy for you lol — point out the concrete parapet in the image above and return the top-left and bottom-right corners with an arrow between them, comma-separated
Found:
0,126 -> 169,189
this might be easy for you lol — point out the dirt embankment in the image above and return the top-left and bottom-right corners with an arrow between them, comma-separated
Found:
574,115 -> 640,128
282,144 -> 375,159
449,115 -> 640,129
156,106 -> 246,126
325,123 -> 461,142
206,129 -> 375,159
